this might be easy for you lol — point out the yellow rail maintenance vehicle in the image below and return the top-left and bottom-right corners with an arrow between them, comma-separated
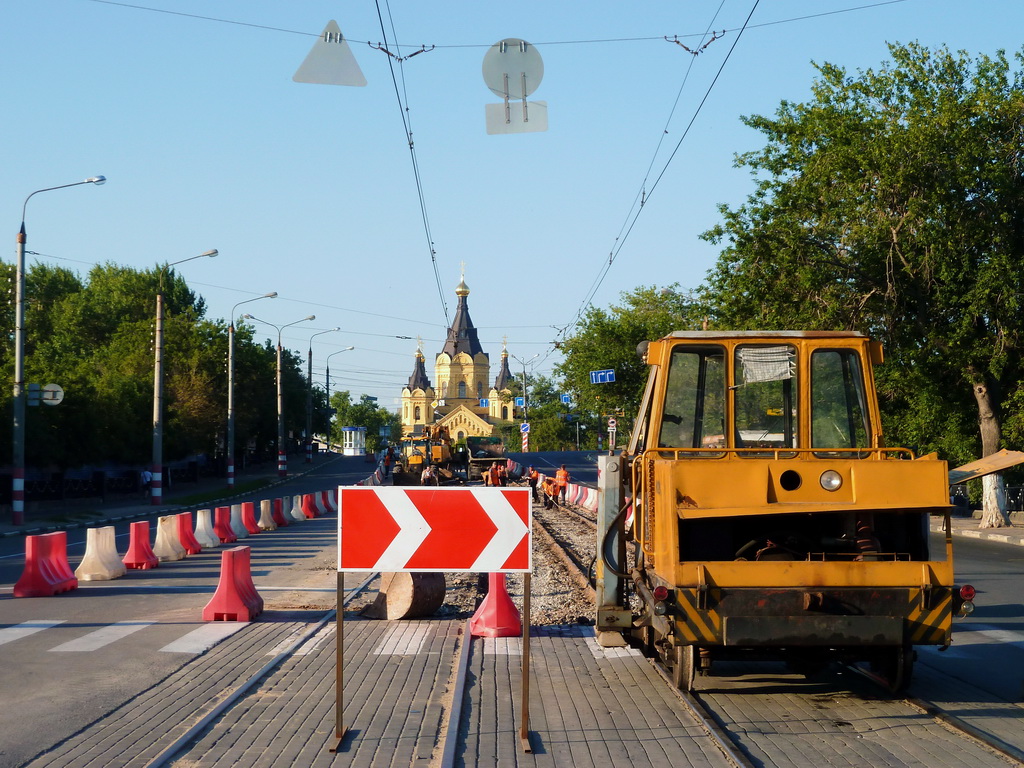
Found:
595,331 -> 975,692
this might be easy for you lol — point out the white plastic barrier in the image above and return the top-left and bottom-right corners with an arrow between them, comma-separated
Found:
290,494 -> 306,522
194,508 -> 219,549
74,526 -> 127,581
153,515 -> 187,562
258,499 -> 277,531
229,503 -> 249,539
326,489 -> 338,513
314,492 -> 330,516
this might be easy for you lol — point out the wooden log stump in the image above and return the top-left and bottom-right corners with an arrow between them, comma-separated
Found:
361,572 -> 446,619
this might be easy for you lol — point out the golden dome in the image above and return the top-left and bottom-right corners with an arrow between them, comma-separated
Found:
455,278 -> 470,297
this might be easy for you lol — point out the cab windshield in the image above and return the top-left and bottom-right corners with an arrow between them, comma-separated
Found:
658,346 -> 725,454
811,349 -> 871,454
733,345 -> 797,456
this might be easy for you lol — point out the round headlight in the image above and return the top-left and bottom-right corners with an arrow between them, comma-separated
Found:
820,470 -> 843,491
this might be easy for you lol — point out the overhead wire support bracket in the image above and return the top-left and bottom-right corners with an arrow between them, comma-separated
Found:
368,42 -> 435,62
664,31 -> 726,55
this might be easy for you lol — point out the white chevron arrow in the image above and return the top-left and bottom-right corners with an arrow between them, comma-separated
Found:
373,490 -> 430,570
472,491 -> 530,571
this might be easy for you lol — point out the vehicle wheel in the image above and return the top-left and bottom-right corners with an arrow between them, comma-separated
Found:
672,644 -> 696,692
871,646 -> 914,693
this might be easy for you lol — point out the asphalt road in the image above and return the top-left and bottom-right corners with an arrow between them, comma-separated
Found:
918,534 -> 1024,704
0,456 -> 372,768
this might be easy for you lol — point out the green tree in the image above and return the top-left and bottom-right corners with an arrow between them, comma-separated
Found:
0,260 -> 294,475
700,42 -> 1024,527
556,285 -> 703,425
330,392 -> 400,454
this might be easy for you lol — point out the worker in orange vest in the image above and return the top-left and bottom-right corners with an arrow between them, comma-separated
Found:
542,476 -> 559,509
555,464 -> 570,506
527,466 -> 540,502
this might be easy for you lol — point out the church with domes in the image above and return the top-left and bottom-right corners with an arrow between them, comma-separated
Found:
400,275 -> 517,443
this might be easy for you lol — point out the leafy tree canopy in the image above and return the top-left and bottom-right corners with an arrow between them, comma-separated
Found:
556,284 -> 703,422
699,42 -> 1024,524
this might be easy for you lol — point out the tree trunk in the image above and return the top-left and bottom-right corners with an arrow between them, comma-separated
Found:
974,381 -> 1010,528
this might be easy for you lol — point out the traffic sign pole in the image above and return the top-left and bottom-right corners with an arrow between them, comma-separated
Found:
337,486 -> 534,752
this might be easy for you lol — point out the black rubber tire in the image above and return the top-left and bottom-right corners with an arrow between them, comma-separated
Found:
672,644 -> 696,692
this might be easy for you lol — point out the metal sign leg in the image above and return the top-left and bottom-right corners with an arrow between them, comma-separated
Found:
330,571 -> 348,753
520,572 -> 533,753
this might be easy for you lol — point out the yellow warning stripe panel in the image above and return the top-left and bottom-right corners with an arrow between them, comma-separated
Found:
906,589 -> 952,644
673,589 -> 721,643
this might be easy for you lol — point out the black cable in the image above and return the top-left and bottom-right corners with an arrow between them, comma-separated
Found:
374,0 -> 450,328
561,0 -> 762,342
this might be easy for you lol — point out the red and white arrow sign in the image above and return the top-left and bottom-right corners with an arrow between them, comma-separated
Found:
338,487 -> 531,573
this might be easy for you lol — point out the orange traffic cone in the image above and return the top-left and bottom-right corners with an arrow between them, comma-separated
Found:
469,573 -> 521,638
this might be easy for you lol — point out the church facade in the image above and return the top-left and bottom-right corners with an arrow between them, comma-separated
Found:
400,277 -> 517,443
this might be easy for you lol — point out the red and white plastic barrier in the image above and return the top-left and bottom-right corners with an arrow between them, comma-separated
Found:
14,531 -> 79,597
75,526 -> 126,582
176,512 -> 203,555
289,495 -> 306,522
123,521 -> 160,570
257,499 -> 277,531
153,515 -> 187,562
194,508 -> 219,548
202,546 -> 264,622
241,501 -> 260,535
214,506 -> 238,544
301,493 -> 319,519
271,497 -> 289,527
314,492 -> 330,516
229,503 -> 249,540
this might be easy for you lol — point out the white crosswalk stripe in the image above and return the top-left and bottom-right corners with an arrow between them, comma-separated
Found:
0,620 -> 65,647
159,623 -> 247,654
49,621 -> 154,652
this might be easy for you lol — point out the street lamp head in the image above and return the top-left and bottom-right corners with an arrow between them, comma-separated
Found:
85,176 -> 106,185
344,345 -> 355,351
265,292 -> 278,298
202,249 -> 218,258
305,315 -> 316,321
242,313 -> 254,320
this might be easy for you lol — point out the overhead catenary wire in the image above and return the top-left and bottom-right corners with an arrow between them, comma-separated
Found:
373,0 -> 450,328
81,0 -> 909,49
560,0 -> 762,344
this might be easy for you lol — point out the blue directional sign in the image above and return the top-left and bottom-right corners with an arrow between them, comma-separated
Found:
590,369 -> 616,384
560,394 -> 571,404
479,398 -> 490,407
514,397 -> 525,407
520,422 -> 530,433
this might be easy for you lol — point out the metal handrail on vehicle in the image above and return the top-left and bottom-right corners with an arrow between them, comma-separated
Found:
641,445 -> 917,461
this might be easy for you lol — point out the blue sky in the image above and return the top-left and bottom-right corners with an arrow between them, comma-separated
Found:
4,1 -> 1023,412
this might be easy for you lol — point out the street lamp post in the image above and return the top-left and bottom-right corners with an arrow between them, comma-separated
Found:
324,345 -> 355,450
11,175 -> 105,525
227,292 -> 277,488
152,249 -> 217,506
245,314 -> 315,477
305,328 -> 340,463
325,346 -> 355,399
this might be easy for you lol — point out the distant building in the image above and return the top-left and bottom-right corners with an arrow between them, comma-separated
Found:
400,275 -> 516,443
